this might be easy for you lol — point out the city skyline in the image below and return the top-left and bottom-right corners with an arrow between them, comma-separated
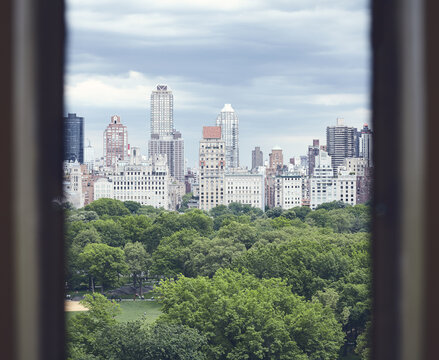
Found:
65,0 -> 370,168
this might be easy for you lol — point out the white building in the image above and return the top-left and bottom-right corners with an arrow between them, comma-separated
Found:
199,126 -> 225,211
63,160 -> 84,208
224,168 -> 265,210
216,104 -> 239,169
169,179 -> 186,211
83,139 -> 95,173
310,151 -> 337,209
336,172 -> 357,206
274,174 -> 304,209
94,155 -> 170,209
94,178 -> 114,200
341,157 -> 369,176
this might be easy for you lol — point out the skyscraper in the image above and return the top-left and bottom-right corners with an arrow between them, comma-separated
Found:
150,84 -> 174,136
359,124 -> 373,166
83,139 -> 95,172
103,115 -> 128,168
198,126 -> 225,211
307,139 -> 320,177
216,104 -> 239,169
326,118 -> 356,174
64,113 -> 84,163
148,84 -> 185,181
252,146 -> 263,170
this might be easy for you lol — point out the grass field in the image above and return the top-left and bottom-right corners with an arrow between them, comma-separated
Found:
66,301 -> 162,324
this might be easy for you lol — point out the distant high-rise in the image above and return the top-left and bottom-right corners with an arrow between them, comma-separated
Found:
326,118 -> 356,174
308,139 -> 320,176
83,139 -> 95,172
148,84 -> 184,181
150,84 -> 173,137
216,104 -> 239,169
199,126 -> 225,211
359,124 -> 373,166
252,146 -> 263,170
268,146 -> 283,170
104,115 -> 128,168
64,113 -> 84,163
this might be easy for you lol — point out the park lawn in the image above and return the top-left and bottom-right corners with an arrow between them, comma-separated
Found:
117,301 -> 162,323
65,301 -> 162,324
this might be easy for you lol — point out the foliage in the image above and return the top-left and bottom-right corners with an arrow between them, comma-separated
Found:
123,200 -> 142,214
124,242 -> 151,293
186,237 -> 246,277
158,269 -> 344,360
84,198 -> 130,217
79,243 -> 128,292
67,293 -> 121,358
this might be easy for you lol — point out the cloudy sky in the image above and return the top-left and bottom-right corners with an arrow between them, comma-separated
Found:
65,0 -> 370,168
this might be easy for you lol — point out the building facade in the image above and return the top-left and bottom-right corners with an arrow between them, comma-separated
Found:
252,146 -> 264,171
274,174 -> 304,209
64,113 -> 84,163
359,124 -> 373,167
150,84 -> 173,136
310,151 -> 337,209
326,118 -> 356,174
148,84 -> 184,181
63,160 -> 83,208
103,115 -> 128,168
94,155 -> 170,209
198,126 -> 225,211
224,169 -> 265,210
216,104 -> 239,169
83,139 -> 95,172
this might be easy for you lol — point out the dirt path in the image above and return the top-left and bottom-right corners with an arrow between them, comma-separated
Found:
65,301 -> 88,312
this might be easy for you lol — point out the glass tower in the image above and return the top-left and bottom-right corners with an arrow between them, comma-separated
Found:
63,113 -> 84,163
216,104 -> 239,169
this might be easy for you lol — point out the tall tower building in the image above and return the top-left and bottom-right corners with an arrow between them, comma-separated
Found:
198,126 -> 225,211
252,146 -> 263,171
148,84 -> 185,181
83,139 -> 95,172
150,84 -> 173,136
268,146 -> 283,170
307,139 -> 320,177
104,115 -> 128,168
326,118 -> 356,174
359,124 -> 373,166
64,113 -> 84,163
216,104 -> 239,169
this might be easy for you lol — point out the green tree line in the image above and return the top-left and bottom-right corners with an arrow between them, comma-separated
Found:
66,198 -> 371,359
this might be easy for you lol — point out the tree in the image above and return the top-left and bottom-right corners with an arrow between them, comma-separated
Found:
151,229 -> 203,277
186,237 -> 246,277
79,243 -> 128,292
123,200 -> 142,214
93,322 -> 207,360
265,207 -> 283,218
292,206 -> 311,221
216,221 -> 258,249
179,192 -> 194,212
316,201 -> 347,211
124,242 -> 151,296
67,293 -> 120,358
84,198 -> 130,217
158,269 -> 344,360
67,210 -> 99,223
92,219 -> 127,247
180,209 -> 213,236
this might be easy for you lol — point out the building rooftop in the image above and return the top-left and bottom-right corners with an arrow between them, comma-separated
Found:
203,126 -> 222,139
221,103 -> 235,112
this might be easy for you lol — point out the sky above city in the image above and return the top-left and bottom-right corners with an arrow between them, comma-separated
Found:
65,0 -> 370,168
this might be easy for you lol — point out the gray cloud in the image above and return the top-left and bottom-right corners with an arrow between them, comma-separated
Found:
65,0 -> 370,168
